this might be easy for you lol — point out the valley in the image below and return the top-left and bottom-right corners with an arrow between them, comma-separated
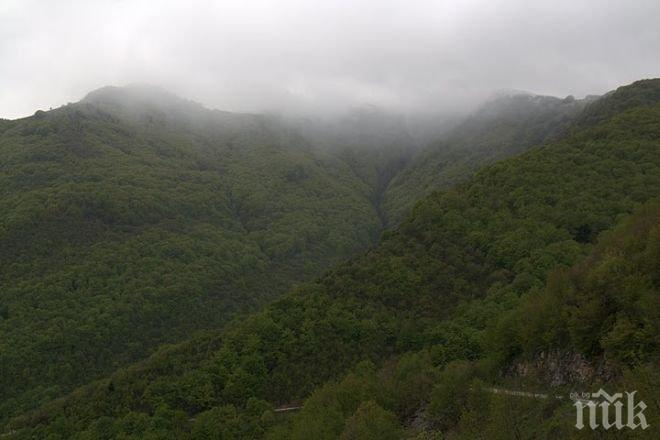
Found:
1,79 -> 658,438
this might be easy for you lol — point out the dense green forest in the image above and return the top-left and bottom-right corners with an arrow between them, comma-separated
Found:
0,83 -> 581,423
382,92 -> 591,224
3,79 -> 658,438
0,85 -> 387,421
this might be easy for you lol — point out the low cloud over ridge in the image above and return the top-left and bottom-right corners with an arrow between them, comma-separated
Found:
1,0 -> 659,119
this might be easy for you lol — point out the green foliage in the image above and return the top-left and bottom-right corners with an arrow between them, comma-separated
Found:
340,400 -> 402,440
383,92 -> 588,224
427,361 -> 475,429
0,86 -> 387,421
491,200 -> 660,367
4,79 -> 660,439
288,201 -> 659,439
190,399 -> 274,440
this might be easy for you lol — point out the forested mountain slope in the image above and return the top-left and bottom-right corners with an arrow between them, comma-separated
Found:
382,92 -> 591,224
271,199 -> 660,439
7,79 -> 658,439
293,106 -> 421,227
0,85 -> 388,420
0,83 -> 570,422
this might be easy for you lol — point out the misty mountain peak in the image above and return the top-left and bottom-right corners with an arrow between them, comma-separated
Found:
83,84 -> 205,114
77,84 -> 253,132
472,90 -> 581,122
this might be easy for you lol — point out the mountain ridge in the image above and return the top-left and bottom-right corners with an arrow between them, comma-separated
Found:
4,78 -> 658,438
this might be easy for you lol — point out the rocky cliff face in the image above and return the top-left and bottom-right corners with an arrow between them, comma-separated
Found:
508,349 -> 617,386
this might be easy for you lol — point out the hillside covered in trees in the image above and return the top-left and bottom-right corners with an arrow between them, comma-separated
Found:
0,83 -> 581,425
3,79 -> 658,438
382,92 -> 593,224
0,85 -> 389,421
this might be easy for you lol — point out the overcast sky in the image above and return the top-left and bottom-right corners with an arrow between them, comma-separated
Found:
1,0 -> 659,119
